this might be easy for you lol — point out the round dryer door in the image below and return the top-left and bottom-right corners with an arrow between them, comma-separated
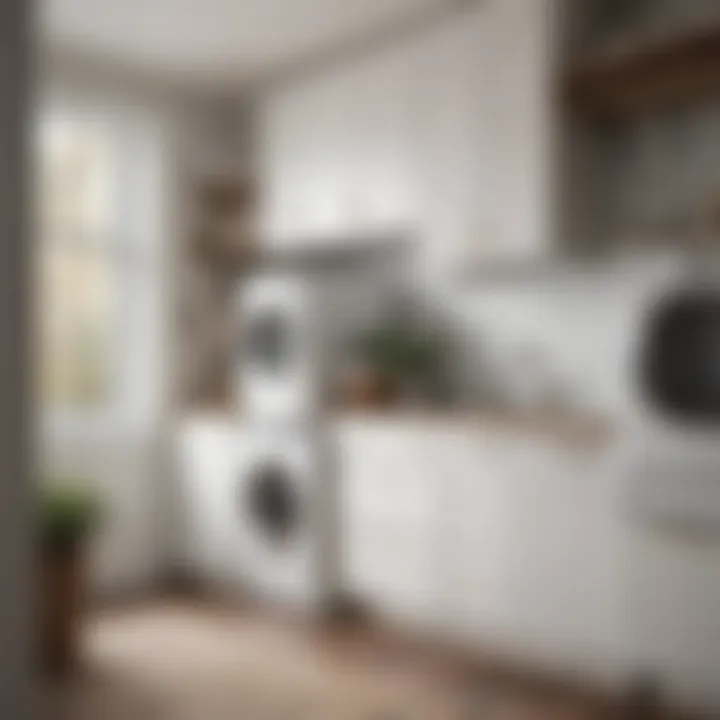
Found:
244,311 -> 294,375
242,462 -> 301,545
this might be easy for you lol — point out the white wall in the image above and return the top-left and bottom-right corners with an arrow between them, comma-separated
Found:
448,263 -> 659,416
41,433 -> 168,592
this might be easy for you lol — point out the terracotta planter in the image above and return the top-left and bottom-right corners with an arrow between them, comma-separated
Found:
41,545 -> 86,676
342,367 -> 398,409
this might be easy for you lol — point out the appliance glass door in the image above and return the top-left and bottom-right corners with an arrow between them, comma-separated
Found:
242,462 -> 300,545
245,311 -> 294,375
642,290 -> 720,422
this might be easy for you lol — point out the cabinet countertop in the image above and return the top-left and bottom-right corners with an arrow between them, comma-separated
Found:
334,409 -> 615,448
181,408 -> 616,449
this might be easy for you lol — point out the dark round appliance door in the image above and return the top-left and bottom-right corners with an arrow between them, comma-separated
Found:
244,310 -> 294,374
640,289 -> 720,422
241,462 -> 301,545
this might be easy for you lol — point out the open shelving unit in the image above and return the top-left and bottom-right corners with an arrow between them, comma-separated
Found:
565,23 -> 720,118
180,174 -> 259,411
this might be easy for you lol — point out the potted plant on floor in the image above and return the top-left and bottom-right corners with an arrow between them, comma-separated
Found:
39,481 -> 102,675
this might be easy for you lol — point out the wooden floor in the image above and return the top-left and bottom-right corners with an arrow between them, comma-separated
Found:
42,598 -> 664,720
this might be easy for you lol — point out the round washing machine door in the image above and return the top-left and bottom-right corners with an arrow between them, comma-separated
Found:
241,460 -> 303,547
232,432 -> 337,609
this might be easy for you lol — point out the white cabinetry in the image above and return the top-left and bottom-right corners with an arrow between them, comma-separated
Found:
441,434 -> 621,677
415,0 -> 554,272
435,428 -> 623,681
338,419 -> 623,682
260,84 -> 336,244
339,46 -> 418,235
176,420 -> 240,586
501,442 -> 623,678
339,421 -> 443,629
475,0 -> 555,264
260,42 -> 417,247
412,10 -> 485,274
431,431 -> 523,643
258,0 -> 555,267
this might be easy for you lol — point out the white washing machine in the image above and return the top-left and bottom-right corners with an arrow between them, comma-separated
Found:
235,251 -> 402,421
232,425 -> 339,610
177,419 -> 340,612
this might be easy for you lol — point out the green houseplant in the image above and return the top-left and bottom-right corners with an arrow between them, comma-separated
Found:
347,316 -> 446,407
39,481 -> 102,674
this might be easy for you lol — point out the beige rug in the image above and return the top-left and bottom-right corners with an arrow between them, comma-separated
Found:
45,605 -> 471,720
45,603 -> 594,719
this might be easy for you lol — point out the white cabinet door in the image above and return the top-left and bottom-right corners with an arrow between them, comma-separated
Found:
260,42 -> 418,247
495,440 -> 584,662
260,85 -> 347,246
476,0 -> 555,262
440,431 -> 623,681
511,444 -> 625,681
176,421 -> 238,584
412,1 -> 554,273
296,75 -> 357,241
412,9 -> 485,276
339,422 -> 441,628
433,431 -> 527,645
341,45 -> 418,234
259,92 -> 298,245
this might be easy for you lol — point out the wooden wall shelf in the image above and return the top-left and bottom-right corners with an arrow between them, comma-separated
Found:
565,24 -> 720,118
193,236 -> 258,272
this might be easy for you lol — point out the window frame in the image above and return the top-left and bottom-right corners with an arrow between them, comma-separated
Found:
37,94 -> 169,439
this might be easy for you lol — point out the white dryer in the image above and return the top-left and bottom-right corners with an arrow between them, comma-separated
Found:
235,247 -> 402,421
236,274 -> 324,421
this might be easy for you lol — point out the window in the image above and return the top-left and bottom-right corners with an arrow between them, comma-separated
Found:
37,103 -> 165,426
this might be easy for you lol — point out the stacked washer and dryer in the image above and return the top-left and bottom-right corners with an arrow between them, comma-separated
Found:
179,247 -> 401,613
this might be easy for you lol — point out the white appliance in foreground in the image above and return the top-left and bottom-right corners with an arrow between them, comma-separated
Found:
611,254 -> 720,529
177,419 -> 339,611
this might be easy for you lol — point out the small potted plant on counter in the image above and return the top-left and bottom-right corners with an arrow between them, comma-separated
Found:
343,314 -> 447,409
39,481 -> 102,675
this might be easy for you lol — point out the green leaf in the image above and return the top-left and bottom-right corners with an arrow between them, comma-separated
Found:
38,481 -> 103,553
